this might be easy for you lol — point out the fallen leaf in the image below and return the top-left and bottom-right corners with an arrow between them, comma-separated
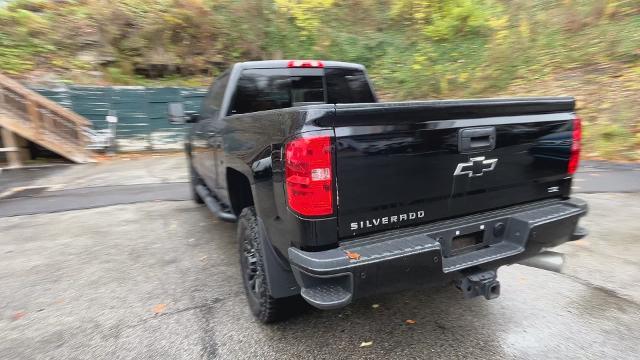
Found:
371,304 -> 380,309
405,319 -> 416,325
200,256 -> 208,262
12,311 -> 26,321
152,303 -> 167,314
360,341 -> 373,348
345,251 -> 361,260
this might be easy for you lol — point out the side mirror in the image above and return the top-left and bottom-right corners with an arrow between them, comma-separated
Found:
185,111 -> 200,123
168,102 -> 186,125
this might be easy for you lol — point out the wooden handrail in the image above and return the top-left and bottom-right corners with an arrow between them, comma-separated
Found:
0,72 -> 91,127
0,71 -> 96,162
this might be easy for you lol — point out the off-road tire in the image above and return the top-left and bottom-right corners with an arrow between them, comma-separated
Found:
238,206 -> 286,323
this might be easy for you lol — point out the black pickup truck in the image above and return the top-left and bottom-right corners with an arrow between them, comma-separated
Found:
169,60 -> 587,323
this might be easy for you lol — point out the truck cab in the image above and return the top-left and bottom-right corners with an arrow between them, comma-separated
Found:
185,60 -> 376,211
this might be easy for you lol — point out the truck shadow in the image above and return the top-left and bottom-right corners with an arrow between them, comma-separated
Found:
259,286 -> 509,357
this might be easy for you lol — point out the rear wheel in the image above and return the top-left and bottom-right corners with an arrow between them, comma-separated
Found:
238,207 -> 287,323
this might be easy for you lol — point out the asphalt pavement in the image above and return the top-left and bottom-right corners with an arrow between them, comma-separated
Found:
0,156 -> 639,359
574,161 -> 640,193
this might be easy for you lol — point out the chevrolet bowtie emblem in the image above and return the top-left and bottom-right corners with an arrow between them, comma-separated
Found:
454,156 -> 498,177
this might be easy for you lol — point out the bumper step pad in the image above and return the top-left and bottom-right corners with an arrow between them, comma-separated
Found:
299,283 -> 352,310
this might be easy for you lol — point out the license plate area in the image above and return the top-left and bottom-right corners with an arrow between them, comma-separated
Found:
449,230 -> 486,256
437,221 -> 502,258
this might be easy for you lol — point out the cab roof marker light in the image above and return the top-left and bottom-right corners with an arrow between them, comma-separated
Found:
287,60 -> 324,68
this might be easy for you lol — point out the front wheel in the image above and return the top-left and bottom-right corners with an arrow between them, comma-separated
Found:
238,207 -> 288,323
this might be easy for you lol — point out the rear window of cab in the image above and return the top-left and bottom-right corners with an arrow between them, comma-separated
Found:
228,68 -> 375,115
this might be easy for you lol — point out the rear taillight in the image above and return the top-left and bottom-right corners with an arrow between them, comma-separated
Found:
287,60 -> 324,68
284,135 -> 333,216
568,117 -> 581,175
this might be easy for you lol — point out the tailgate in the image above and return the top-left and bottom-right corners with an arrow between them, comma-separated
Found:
333,98 -> 576,238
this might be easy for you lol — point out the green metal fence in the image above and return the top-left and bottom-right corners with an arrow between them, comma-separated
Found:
33,86 -> 206,151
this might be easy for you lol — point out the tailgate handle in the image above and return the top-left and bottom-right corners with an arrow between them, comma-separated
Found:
458,127 -> 496,153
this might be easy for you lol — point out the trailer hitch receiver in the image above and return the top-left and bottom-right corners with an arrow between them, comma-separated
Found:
456,270 -> 500,300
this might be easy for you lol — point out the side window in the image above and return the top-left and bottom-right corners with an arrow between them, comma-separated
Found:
230,70 -> 291,115
201,70 -> 230,117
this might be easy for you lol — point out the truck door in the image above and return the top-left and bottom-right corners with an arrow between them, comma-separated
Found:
193,71 -> 230,191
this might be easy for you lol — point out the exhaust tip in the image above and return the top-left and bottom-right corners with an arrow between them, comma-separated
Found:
518,251 -> 565,273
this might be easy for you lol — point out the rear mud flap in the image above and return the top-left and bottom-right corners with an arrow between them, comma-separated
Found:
258,219 -> 300,299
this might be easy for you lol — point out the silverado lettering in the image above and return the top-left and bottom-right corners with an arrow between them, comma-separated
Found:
176,60 -> 588,323
350,211 -> 425,231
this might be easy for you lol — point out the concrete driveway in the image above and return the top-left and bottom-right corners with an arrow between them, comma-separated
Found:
0,157 -> 639,359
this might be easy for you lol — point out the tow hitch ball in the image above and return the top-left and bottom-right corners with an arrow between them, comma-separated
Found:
456,270 -> 500,300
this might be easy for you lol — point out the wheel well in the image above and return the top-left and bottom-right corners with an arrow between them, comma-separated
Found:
227,167 -> 254,216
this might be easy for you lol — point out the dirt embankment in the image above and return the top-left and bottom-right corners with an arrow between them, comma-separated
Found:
502,63 -> 640,161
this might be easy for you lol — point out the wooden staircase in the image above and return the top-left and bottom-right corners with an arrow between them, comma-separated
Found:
0,72 -> 95,166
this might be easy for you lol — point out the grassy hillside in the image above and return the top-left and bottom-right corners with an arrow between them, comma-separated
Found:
1,0 -> 638,159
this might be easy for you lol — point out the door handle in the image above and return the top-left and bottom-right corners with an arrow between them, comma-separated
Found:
458,127 -> 496,153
